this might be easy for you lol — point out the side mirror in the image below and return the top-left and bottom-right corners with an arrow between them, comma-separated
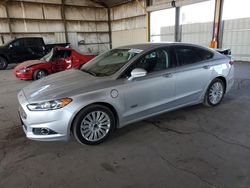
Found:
128,68 -> 147,81
9,44 -> 13,49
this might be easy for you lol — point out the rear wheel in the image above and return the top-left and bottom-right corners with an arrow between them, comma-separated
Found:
0,57 -> 8,70
33,69 -> 47,80
73,104 -> 115,145
204,78 -> 225,107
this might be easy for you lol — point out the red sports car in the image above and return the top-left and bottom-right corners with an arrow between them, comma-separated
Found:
13,47 -> 96,80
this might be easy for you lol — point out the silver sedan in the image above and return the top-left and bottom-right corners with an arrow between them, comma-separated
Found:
18,43 -> 234,145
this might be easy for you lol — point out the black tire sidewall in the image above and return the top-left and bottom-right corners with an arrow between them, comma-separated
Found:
73,105 -> 115,145
33,69 -> 47,80
0,57 -> 8,70
205,78 -> 225,107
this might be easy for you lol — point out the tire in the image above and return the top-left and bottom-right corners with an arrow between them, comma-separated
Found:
203,78 -> 225,107
73,104 -> 116,145
33,69 -> 47,80
0,56 -> 8,70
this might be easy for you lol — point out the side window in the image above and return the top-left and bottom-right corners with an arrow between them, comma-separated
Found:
175,47 -> 202,65
122,49 -> 170,78
195,48 -> 214,61
12,39 -> 25,47
53,50 -> 71,59
175,46 -> 214,66
63,50 -> 71,58
134,49 -> 169,72
26,38 -> 44,47
53,50 -> 64,59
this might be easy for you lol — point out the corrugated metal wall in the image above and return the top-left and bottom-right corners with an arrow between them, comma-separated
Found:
160,26 -> 175,42
222,18 -> 250,61
110,0 -> 147,48
0,0 -> 110,54
181,22 -> 213,47
159,18 -> 250,61
112,28 -> 147,47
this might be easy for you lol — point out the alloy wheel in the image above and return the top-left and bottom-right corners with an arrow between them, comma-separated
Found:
80,111 -> 111,142
208,82 -> 224,105
37,70 -> 46,79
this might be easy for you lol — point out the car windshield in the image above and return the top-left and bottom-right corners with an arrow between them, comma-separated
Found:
40,49 -> 54,61
4,39 -> 14,47
80,48 -> 142,77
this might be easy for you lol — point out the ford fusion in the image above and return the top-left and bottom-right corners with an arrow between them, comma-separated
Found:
18,43 -> 234,145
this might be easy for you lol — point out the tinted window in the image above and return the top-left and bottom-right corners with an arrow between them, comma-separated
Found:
12,39 -> 25,47
53,50 -> 71,59
175,46 -> 213,66
122,49 -> 170,78
26,38 -> 44,46
63,50 -> 71,58
196,48 -> 213,61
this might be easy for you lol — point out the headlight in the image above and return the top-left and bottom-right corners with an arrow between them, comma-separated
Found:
20,67 -> 30,73
27,98 -> 72,111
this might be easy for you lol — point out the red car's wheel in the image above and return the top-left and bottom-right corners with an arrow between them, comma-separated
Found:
33,69 -> 47,80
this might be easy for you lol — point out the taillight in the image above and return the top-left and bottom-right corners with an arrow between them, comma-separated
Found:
229,60 -> 234,65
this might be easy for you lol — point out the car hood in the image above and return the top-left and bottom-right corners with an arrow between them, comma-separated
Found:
22,69 -> 113,103
15,60 -> 46,70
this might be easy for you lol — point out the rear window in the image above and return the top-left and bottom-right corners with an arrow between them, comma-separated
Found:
26,38 -> 44,46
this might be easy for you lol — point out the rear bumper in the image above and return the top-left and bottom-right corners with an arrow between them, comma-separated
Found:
226,65 -> 234,93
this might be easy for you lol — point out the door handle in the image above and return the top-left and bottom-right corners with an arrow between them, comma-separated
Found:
162,73 -> 173,78
203,65 -> 210,69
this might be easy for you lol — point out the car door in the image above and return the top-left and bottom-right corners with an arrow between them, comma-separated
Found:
174,45 -> 214,105
60,50 -> 72,71
51,50 -> 64,72
25,38 -> 45,59
119,48 -> 176,123
8,39 -> 29,63
51,50 -> 72,72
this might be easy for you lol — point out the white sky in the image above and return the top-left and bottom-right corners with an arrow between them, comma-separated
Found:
223,0 -> 250,20
150,0 -> 250,36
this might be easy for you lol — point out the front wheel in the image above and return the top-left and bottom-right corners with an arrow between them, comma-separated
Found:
0,57 -> 8,70
204,78 -> 225,107
33,69 -> 47,80
73,105 -> 115,145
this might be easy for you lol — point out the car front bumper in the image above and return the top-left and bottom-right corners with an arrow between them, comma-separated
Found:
18,91 -> 72,141
13,70 -> 33,80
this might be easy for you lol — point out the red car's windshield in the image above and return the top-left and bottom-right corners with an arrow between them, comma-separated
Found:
40,49 -> 54,62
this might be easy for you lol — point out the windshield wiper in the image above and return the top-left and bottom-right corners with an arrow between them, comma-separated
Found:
81,69 -> 97,76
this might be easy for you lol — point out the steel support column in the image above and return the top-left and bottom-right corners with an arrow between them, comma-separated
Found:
135,0 -> 149,42
210,0 -> 224,48
107,8 -> 112,49
5,0 -> 13,39
175,6 -> 181,42
61,0 -> 68,43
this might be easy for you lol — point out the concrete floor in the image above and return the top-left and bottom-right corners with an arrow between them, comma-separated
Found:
0,62 -> 249,188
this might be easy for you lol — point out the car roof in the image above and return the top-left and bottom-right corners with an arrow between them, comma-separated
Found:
15,37 -> 43,39
117,42 -> 212,51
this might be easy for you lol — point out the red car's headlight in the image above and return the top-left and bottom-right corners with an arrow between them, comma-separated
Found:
20,68 -> 30,73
